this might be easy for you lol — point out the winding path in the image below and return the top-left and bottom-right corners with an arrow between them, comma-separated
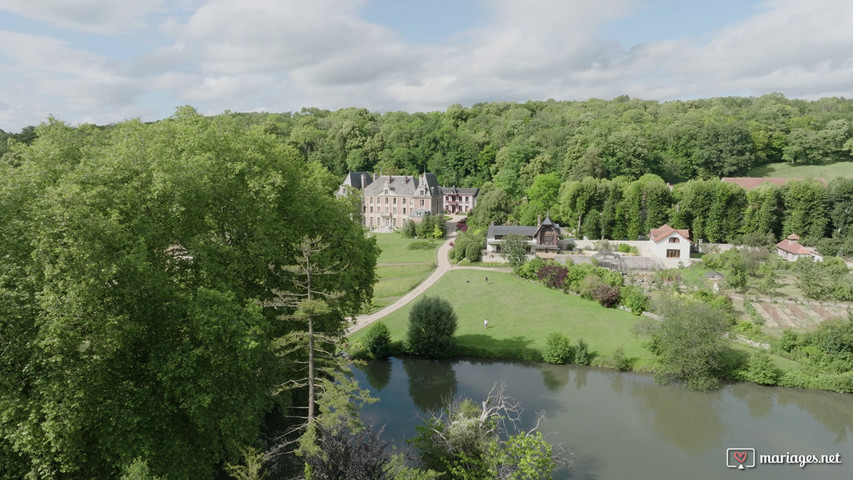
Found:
349,226 -> 510,333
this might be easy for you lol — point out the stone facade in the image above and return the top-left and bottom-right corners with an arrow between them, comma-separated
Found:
440,186 -> 479,213
347,173 -> 443,230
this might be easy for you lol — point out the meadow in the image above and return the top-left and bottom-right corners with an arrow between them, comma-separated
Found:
352,268 -> 657,369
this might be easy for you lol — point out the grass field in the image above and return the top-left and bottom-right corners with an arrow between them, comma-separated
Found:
352,269 -> 656,369
365,233 -> 439,313
371,264 -> 435,311
749,161 -> 853,179
373,233 -> 439,264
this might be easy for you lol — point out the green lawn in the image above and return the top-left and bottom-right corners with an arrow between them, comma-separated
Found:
373,233 -> 439,264
749,161 -> 853,179
369,264 -> 435,312
352,269 -> 655,369
364,233 -> 440,313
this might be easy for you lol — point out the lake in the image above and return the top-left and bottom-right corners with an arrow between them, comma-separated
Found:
353,357 -> 852,479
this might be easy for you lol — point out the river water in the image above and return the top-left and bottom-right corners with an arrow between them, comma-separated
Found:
352,357 -> 852,479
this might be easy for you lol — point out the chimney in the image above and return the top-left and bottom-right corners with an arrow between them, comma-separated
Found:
537,214 -> 542,226
405,176 -> 409,184
361,172 -> 368,187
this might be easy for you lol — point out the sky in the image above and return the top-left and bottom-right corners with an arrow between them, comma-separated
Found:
1,0 -> 852,132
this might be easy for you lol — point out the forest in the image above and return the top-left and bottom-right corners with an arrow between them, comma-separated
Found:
3,94 -> 853,478
0,109 -> 379,478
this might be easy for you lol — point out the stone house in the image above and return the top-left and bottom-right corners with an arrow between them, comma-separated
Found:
440,186 -> 479,213
354,173 -> 443,230
649,224 -> 691,264
486,214 -> 562,255
775,234 -> 823,262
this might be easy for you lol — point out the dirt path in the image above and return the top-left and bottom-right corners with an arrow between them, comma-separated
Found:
349,221 -> 511,334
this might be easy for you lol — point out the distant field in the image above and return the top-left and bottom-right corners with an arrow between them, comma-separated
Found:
749,161 -> 853,179
352,269 -> 656,369
373,233 -> 438,264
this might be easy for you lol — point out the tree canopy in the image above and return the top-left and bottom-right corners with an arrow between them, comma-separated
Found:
0,109 -> 378,479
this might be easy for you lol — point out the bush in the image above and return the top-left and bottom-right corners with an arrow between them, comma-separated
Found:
408,240 -> 435,250
536,262 -> 568,289
777,329 -> 799,353
542,333 -> 573,364
465,242 -> 481,262
364,322 -> 392,359
407,296 -> 458,358
619,286 -> 648,315
746,349 -> 778,385
592,283 -> 620,307
517,257 -> 545,280
575,338 -> 591,366
402,220 -> 418,238
611,345 -> 632,371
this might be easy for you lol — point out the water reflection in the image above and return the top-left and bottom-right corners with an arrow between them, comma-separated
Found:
629,381 -> 729,454
540,363 -> 570,392
574,367 -> 588,390
774,387 -> 852,444
361,358 -> 392,391
728,383 -> 774,419
401,357 -> 458,412
352,358 -> 853,480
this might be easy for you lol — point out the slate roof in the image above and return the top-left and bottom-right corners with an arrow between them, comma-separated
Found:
341,172 -> 373,190
441,186 -> 480,196
362,173 -> 441,197
487,225 -> 540,238
649,224 -> 690,243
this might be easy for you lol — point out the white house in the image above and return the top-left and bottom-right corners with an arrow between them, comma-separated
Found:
649,224 -> 691,265
775,234 -> 823,262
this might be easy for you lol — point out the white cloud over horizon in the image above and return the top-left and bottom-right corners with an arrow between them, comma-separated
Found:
1,0 -> 852,131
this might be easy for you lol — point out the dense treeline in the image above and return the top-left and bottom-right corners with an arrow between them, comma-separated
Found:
0,108 -> 378,479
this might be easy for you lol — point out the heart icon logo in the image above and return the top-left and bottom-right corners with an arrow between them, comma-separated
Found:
734,451 -> 748,463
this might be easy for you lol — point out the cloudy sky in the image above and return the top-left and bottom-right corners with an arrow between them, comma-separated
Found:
1,0 -> 852,132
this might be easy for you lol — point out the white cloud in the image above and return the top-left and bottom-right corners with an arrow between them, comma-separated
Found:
0,0 -> 170,34
1,0 -> 853,131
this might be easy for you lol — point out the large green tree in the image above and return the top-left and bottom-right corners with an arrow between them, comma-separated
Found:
0,110 -> 377,479
636,295 -> 731,391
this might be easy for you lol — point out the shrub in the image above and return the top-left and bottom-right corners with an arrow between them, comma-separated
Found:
619,286 -> 648,315
536,262 -> 568,289
465,242 -> 481,262
746,349 -> 778,385
364,322 -> 392,359
778,329 -> 799,353
517,257 -> 545,280
592,283 -> 620,307
575,339 -> 591,366
402,220 -> 418,238
407,296 -> 458,358
611,345 -> 632,371
542,332 -> 573,364
408,240 -> 435,250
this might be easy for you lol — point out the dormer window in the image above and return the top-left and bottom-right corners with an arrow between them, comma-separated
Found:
669,237 -> 679,243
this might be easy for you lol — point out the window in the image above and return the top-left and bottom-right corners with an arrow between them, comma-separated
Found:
393,197 -> 397,204
385,197 -> 388,204
420,199 -> 424,207
403,207 -> 407,214
666,249 -> 680,258
369,197 -> 373,204
668,237 -> 679,243
369,206 -> 373,213
385,207 -> 389,213
393,208 -> 397,214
